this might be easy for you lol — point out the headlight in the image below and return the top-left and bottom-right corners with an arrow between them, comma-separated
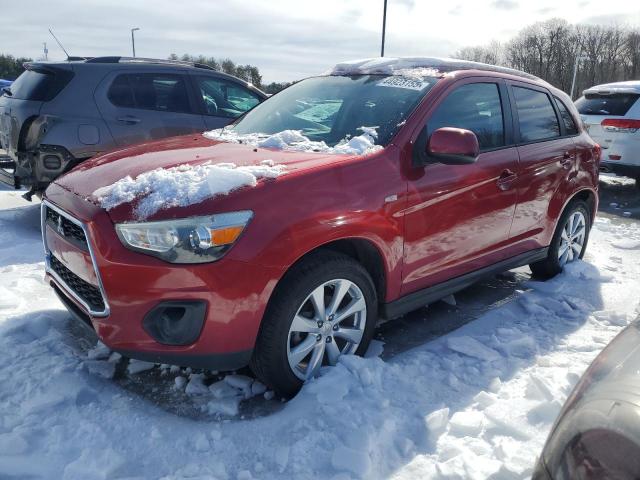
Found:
115,211 -> 253,263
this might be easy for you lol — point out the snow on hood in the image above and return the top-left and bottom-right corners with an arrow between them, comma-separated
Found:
203,127 -> 383,156
328,56 -> 543,82
93,160 -> 286,220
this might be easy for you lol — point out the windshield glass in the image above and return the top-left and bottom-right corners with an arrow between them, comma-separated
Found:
228,75 -> 436,148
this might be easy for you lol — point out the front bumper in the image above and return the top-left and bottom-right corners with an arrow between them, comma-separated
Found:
43,183 -> 282,370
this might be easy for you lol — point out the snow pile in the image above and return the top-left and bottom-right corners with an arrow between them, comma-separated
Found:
93,160 -> 285,219
1,189 -> 640,479
203,126 -> 383,156
328,57 -> 542,82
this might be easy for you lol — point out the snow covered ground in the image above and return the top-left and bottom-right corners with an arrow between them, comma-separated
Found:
1,184 -> 640,479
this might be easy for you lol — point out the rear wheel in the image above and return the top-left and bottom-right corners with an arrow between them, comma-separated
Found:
250,251 -> 377,398
529,200 -> 591,279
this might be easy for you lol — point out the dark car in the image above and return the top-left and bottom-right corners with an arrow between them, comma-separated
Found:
534,318 -> 640,479
42,57 -> 600,397
0,57 -> 267,198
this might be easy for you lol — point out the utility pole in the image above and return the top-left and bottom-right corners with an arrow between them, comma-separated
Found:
381,0 -> 388,57
43,42 -> 48,61
570,52 -> 589,100
131,27 -> 140,57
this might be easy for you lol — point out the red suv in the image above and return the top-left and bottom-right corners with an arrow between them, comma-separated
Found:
42,58 -> 600,397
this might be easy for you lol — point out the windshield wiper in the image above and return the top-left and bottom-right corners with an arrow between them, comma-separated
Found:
1,87 -> 12,97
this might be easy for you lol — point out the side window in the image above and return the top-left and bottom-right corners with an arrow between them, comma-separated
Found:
195,77 -> 261,118
428,83 -> 505,150
513,86 -> 560,142
108,73 -> 192,113
107,75 -> 135,108
554,97 -> 579,135
130,74 -> 191,113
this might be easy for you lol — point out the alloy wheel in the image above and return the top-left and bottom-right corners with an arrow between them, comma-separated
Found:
558,210 -> 587,266
286,279 -> 367,380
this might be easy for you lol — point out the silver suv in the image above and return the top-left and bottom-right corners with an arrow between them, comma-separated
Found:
0,57 -> 267,199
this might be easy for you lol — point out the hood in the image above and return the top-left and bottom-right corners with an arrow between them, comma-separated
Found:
54,134 -> 360,221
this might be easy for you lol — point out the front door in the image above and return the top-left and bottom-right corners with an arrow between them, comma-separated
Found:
402,80 -> 519,295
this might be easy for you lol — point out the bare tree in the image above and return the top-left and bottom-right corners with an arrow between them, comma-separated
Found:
454,19 -> 640,97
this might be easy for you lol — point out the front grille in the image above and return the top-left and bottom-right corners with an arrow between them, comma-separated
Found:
50,255 -> 105,312
45,206 -> 88,249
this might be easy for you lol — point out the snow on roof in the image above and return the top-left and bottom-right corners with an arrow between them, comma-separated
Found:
584,80 -> 640,95
328,57 -> 544,82
93,161 -> 286,219
203,127 -> 383,156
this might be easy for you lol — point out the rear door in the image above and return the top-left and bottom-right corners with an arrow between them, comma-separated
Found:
189,74 -> 263,130
402,79 -> 519,294
507,82 -> 576,246
95,70 -> 206,147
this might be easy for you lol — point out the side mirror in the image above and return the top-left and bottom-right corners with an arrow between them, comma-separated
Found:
426,127 -> 479,165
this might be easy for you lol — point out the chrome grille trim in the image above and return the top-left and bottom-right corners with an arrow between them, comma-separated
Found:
41,200 -> 110,317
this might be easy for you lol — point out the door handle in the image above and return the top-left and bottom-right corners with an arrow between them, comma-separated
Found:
116,115 -> 141,125
496,169 -> 517,191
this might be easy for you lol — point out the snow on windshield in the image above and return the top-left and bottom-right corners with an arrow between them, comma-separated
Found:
203,126 -> 383,156
93,161 -> 286,219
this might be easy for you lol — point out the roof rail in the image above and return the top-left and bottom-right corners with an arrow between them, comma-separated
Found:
84,56 -> 216,70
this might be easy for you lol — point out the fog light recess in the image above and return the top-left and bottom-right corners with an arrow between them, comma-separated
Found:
142,301 -> 207,346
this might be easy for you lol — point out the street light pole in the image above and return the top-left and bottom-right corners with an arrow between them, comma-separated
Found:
570,52 -> 589,100
131,28 -> 140,57
381,0 -> 388,57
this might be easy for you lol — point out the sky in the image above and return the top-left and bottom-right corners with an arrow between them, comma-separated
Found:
0,0 -> 639,83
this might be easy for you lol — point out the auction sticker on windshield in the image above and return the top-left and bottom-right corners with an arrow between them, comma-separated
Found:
377,76 -> 430,91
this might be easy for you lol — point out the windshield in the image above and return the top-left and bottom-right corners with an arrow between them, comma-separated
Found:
229,75 -> 436,148
576,93 -> 640,116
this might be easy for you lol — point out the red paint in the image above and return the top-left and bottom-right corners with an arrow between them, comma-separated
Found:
427,127 -> 480,159
44,69 -> 599,366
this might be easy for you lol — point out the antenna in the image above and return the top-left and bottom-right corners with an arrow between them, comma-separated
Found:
48,29 -> 70,59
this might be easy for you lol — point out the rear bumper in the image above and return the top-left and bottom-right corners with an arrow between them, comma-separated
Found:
3,145 -> 79,192
0,164 -> 17,188
600,161 -> 640,179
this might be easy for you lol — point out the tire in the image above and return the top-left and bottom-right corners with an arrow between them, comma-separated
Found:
250,251 -> 378,398
529,200 -> 591,279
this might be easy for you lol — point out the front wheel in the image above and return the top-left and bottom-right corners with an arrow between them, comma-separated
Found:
529,200 -> 591,279
250,251 -> 377,398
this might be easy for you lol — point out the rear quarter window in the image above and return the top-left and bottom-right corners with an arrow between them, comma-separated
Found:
8,68 -> 73,102
575,93 -> 640,116
554,97 -> 579,135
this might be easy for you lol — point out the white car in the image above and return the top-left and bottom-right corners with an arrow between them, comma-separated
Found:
576,81 -> 640,187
